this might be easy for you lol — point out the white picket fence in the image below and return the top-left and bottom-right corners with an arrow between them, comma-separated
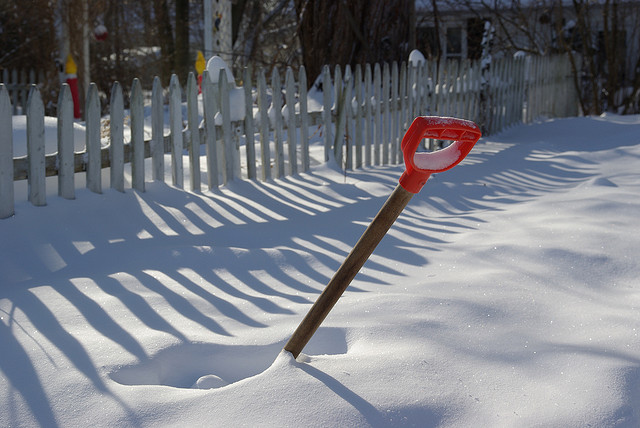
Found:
0,68 -> 44,115
0,54 -> 578,219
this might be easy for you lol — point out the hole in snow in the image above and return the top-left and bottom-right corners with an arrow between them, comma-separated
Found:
109,327 -> 347,389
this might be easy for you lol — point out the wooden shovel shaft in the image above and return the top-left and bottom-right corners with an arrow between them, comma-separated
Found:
284,184 -> 414,358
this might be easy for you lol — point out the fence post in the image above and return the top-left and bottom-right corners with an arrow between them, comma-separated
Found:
110,81 -> 125,192
26,86 -> 46,206
131,78 -> 145,192
57,84 -> 75,199
0,85 -> 14,218
151,76 -> 165,182
169,74 -> 184,188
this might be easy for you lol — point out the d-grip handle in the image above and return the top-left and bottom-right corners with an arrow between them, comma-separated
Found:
399,117 -> 482,193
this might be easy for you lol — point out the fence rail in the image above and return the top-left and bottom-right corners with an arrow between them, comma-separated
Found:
0,54 -> 578,219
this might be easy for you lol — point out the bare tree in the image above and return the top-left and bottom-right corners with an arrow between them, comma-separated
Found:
294,0 -> 416,85
154,0 -> 177,86
229,0 -> 301,76
445,0 -> 640,114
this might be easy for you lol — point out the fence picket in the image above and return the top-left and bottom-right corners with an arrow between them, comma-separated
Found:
169,74 -> 184,188
354,64 -> 363,169
333,65 -> 345,166
453,61 -> 463,118
448,60 -> 459,117
11,70 -> 19,112
391,61 -> 399,164
373,63 -> 381,165
0,85 -> 14,218
185,73 -> 200,191
468,62 -> 479,122
26,86 -> 46,205
322,65 -> 332,162
110,82 -> 125,192
244,66 -> 256,180
343,65 -> 353,170
412,61 -> 421,117
218,70 -> 234,184
257,69 -> 271,181
202,70 -> 219,188
131,78 -> 145,192
151,77 -> 164,182
85,83 -> 101,194
285,67 -> 298,175
299,66 -> 310,172
271,70 -> 285,178
364,63 -> 372,167
398,61 -> 407,163
381,62 -> 390,164
57,84 -> 75,199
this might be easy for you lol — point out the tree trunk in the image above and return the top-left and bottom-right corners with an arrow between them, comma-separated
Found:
294,0 -> 415,85
154,0 -> 175,86
175,0 -> 190,83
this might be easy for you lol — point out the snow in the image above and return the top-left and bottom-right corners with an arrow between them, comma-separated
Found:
408,49 -> 426,67
413,144 -> 461,171
11,115 -> 87,157
2,114 -> 640,427
205,55 -> 245,122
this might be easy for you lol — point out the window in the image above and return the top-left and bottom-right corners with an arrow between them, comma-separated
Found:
446,27 -> 462,58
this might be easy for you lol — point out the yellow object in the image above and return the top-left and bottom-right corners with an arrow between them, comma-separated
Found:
65,54 -> 77,75
195,51 -> 206,75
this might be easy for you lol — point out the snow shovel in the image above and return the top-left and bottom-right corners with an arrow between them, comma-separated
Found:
284,116 -> 482,359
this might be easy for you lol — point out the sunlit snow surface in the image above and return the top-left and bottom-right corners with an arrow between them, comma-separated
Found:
1,114 -> 640,427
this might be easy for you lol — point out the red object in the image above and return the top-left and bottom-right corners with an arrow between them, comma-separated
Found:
198,74 -> 203,94
94,24 -> 108,41
399,116 -> 481,193
66,76 -> 81,119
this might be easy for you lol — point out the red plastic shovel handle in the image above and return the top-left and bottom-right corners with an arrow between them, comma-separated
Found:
399,117 -> 482,193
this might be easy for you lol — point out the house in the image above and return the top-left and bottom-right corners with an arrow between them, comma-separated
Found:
414,0 -> 640,81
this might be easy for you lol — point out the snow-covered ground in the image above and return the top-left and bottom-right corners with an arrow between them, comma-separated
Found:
1,114 -> 639,427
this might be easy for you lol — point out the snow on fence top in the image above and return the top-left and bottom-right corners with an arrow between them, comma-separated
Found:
0,54 -> 578,219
